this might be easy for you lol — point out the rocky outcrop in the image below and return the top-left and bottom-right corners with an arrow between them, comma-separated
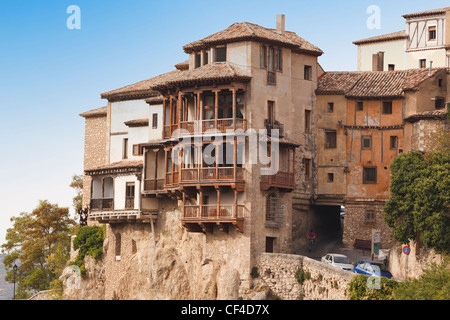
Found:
62,204 -> 250,300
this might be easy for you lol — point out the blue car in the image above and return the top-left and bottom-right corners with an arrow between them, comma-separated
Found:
353,260 -> 393,279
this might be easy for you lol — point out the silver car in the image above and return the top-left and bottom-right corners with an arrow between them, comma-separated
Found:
321,254 -> 353,271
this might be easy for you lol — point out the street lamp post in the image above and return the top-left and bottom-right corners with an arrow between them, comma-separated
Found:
12,264 -> 18,300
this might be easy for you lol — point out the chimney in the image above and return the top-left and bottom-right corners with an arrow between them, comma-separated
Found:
276,14 -> 285,35
372,51 -> 384,71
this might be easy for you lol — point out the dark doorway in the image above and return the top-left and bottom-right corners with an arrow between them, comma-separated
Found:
265,237 -> 275,253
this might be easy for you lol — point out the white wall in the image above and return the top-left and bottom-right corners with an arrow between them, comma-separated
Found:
114,175 -> 140,211
357,40 -> 406,71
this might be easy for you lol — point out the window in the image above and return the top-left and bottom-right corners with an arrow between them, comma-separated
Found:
438,79 -> 443,87
267,101 -> 275,126
435,98 -> 445,109
304,158 -> 311,179
428,26 -> 437,41
382,101 -> 392,114
388,64 -> 395,71
419,59 -> 427,68
261,45 -> 267,68
305,110 -> 311,132
115,233 -> 122,257
123,138 -> 128,159
133,144 -> 143,156
195,53 -> 201,68
327,173 -> 334,183
365,210 -> 376,222
275,48 -> 282,71
266,193 -> 283,228
152,113 -> 158,129
215,47 -> 226,62
304,65 -> 312,80
203,51 -> 209,65
268,46 -> 275,72
125,183 -> 135,209
325,131 -> 337,148
357,101 -> 364,111
363,167 -> 377,184
390,136 -> 398,149
327,102 -> 334,113
361,136 -> 372,150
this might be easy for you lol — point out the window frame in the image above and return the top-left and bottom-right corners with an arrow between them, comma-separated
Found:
325,130 -> 337,149
132,144 -> 143,156
361,135 -> 372,150
390,136 -> 398,150
382,101 -> 393,115
304,158 -> 312,180
327,173 -> 334,183
123,138 -> 129,160
152,113 -> 158,129
327,102 -> 334,113
214,46 -> 227,62
363,167 -> 377,184
304,65 -> 312,81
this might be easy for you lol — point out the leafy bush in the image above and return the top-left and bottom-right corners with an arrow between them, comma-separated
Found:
393,259 -> 450,300
70,225 -> 105,275
348,274 -> 398,300
295,268 -> 311,285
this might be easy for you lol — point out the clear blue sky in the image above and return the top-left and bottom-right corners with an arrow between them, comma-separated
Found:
0,0 -> 448,245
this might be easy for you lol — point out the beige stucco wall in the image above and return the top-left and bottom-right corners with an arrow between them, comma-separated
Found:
357,40 -> 406,71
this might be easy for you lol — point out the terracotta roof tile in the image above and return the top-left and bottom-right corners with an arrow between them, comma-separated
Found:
402,7 -> 450,19
124,118 -> 149,127
85,160 -> 143,175
353,30 -> 408,45
405,109 -> 448,123
317,68 -> 448,99
79,106 -> 107,118
183,22 -> 323,56
149,62 -> 251,91
101,69 -> 182,101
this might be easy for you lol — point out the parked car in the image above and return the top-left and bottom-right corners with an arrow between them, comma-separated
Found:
321,253 -> 353,271
353,260 -> 393,279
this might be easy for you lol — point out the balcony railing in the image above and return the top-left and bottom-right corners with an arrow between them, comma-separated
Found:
165,172 -> 180,186
179,167 -> 244,184
90,198 -> 114,211
260,171 -> 295,191
183,204 -> 245,220
164,119 -> 247,138
125,197 -> 135,209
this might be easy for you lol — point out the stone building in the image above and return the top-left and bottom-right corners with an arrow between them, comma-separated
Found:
77,15 -> 325,299
354,7 -> 450,71
316,67 -> 449,248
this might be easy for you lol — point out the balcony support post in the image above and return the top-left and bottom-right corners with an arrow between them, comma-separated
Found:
216,187 -> 221,220
232,89 -> 236,131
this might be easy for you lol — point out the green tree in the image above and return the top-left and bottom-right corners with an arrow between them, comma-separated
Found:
1,201 -> 76,299
384,151 -> 450,254
70,174 -> 83,214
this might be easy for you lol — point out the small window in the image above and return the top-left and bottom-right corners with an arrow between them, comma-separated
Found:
267,101 -> 275,126
388,64 -> 395,71
325,131 -> 337,148
327,173 -> 334,183
268,46 -> 275,72
195,53 -> 201,68
365,210 -> 376,222
304,158 -> 311,179
327,102 -> 334,113
305,110 -> 311,132
304,65 -> 312,81
428,26 -> 437,41
361,136 -> 372,150
419,59 -> 427,68
275,48 -> 282,71
152,113 -> 158,129
382,101 -> 392,114
357,101 -> 364,111
123,138 -> 128,160
115,233 -> 122,257
435,98 -> 445,109
261,45 -> 267,68
203,51 -> 209,65
265,237 -> 275,253
390,136 -> 398,149
438,79 -> 443,87
132,144 -> 143,156
363,167 -> 377,184
215,47 -> 226,62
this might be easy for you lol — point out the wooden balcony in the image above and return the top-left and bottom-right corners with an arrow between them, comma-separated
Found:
182,204 -> 245,233
260,171 -> 295,191
180,167 -> 244,183
164,118 -> 247,139
90,198 -> 114,211
143,179 -> 165,192
88,210 -> 155,224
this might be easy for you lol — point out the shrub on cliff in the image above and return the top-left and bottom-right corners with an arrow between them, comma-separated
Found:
348,275 -> 398,300
71,225 -> 105,275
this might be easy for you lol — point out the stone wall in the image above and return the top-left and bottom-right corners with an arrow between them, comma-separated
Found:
342,200 -> 394,248
254,253 -> 354,300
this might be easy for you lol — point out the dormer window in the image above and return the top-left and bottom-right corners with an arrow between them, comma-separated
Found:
195,53 -> 201,68
215,47 -> 226,62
